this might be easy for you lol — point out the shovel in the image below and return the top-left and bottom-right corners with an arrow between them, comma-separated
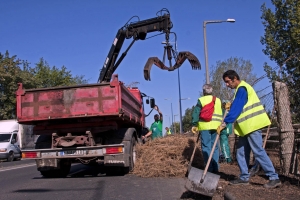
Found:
185,110 -> 228,197
187,130 -> 200,173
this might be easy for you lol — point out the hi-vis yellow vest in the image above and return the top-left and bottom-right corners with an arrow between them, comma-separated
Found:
198,95 -> 223,130
167,130 -> 171,135
234,81 -> 271,136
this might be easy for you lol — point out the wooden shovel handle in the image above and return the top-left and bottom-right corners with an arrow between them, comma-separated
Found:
263,107 -> 275,148
200,110 -> 228,183
188,132 -> 200,168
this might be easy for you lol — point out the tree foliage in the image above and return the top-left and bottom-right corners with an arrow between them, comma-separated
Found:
0,51 -> 87,120
171,122 -> 180,134
33,58 -> 87,88
209,57 -> 258,101
261,0 -> 300,122
0,51 -> 36,119
182,107 -> 193,132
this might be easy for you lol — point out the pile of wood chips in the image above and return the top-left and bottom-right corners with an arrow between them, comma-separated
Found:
133,134 -> 203,178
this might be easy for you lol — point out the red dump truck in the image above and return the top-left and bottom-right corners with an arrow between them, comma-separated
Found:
16,11 -> 173,178
17,75 -> 155,177
16,10 -> 200,178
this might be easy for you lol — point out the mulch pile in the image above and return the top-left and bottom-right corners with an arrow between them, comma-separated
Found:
133,134 -> 300,199
133,134 -> 204,178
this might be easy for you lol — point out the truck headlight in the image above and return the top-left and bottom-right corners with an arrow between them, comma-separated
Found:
0,148 -> 7,152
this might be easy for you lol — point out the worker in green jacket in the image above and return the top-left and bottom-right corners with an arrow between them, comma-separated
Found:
220,101 -> 232,163
142,105 -> 163,140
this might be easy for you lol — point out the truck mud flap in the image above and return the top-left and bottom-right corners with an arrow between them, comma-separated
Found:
36,158 -> 59,171
104,154 -> 126,166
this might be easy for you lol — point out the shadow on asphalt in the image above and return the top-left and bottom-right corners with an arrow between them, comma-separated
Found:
12,184 -> 104,193
180,191 -> 213,200
32,163 -> 129,179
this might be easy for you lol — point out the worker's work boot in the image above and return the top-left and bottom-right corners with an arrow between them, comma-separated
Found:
229,179 -> 249,185
263,179 -> 281,189
249,166 -> 260,177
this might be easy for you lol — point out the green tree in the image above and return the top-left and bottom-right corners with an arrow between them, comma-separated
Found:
0,51 -> 36,119
182,107 -> 194,132
209,57 -> 258,101
33,58 -> 87,88
261,0 -> 300,122
0,51 -> 87,120
171,122 -> 180,134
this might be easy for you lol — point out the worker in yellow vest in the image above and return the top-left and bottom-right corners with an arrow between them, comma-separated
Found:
165,127 -> 172,135
217,70 -> 281,189
191,84 -> 223,173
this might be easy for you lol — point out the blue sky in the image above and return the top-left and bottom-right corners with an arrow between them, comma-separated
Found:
1,0 -> 275,129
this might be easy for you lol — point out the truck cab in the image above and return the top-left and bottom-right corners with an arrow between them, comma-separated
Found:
0,120 -> 22,162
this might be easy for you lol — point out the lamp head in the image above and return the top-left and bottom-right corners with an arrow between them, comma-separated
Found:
226,18 -> 236,23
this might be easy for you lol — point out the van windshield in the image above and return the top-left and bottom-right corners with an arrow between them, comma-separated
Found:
0,134 -> 11,142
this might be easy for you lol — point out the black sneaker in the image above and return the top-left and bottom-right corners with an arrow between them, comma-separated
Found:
263,179 -> 281,189
229,179 -> 249,185
249,166 -> 260,177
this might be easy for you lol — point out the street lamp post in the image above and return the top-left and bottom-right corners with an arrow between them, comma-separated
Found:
179,97 -> 190,133
203,18 -> 235,84
177,69 -> 184,134
164,114 -> 171,129
164,98 -> 174,132
174,114 -> 178,134
162,40 -> 187,134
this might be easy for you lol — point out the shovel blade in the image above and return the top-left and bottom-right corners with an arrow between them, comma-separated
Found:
185,167 -> 220,197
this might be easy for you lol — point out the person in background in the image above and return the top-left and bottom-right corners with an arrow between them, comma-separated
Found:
165,127 -> 172,135
219,101 -> 232,163
142,105 -> 163,140
191,84 -> 223,173
217,70 -> 281,189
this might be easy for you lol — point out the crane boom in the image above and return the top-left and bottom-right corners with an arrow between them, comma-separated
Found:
98,13 -> 172,83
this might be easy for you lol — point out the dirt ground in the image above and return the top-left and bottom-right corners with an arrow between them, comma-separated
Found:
134,134 -> 300,200
181,162 -> 300,200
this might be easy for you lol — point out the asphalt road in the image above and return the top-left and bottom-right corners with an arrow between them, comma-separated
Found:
0,160 -> 187,200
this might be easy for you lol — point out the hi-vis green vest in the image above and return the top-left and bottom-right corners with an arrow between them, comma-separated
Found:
234,81 -> 271,136
166,130 -> 171,135
198,95 -> 223,130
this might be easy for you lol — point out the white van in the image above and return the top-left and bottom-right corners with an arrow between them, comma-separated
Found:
0,120 -> 22,162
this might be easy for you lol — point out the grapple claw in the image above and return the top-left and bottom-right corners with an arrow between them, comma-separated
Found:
143,51 -> 201,81
144,57 -> 170,81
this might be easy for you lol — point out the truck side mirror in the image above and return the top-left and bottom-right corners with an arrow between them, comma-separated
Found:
150,98 -> 155,108
146,99 -> 149,104
11,139 -> 16,144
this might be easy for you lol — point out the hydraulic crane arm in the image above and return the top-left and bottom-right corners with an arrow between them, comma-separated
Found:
98,13 -> 172,83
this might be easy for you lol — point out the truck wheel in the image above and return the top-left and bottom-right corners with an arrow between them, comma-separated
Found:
40,159 -> 71,178
123,136 -> 136,174
7,152 -> 14,162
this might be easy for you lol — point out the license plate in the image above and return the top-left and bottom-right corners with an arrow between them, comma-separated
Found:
60,150 -> 84,156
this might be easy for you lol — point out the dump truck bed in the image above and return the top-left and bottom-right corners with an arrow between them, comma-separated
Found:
16,75 -> 144,127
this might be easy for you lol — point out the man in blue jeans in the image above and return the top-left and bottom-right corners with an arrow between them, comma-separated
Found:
217,70 -> 281,189
192,84 -> 223,173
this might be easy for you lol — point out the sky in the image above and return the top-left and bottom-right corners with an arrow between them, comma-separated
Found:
0,0 -> 276,130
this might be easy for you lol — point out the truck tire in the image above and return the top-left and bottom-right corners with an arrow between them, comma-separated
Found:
40,159 -> 71,178
7,152 -> 14,162
123,136 -> 136,174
